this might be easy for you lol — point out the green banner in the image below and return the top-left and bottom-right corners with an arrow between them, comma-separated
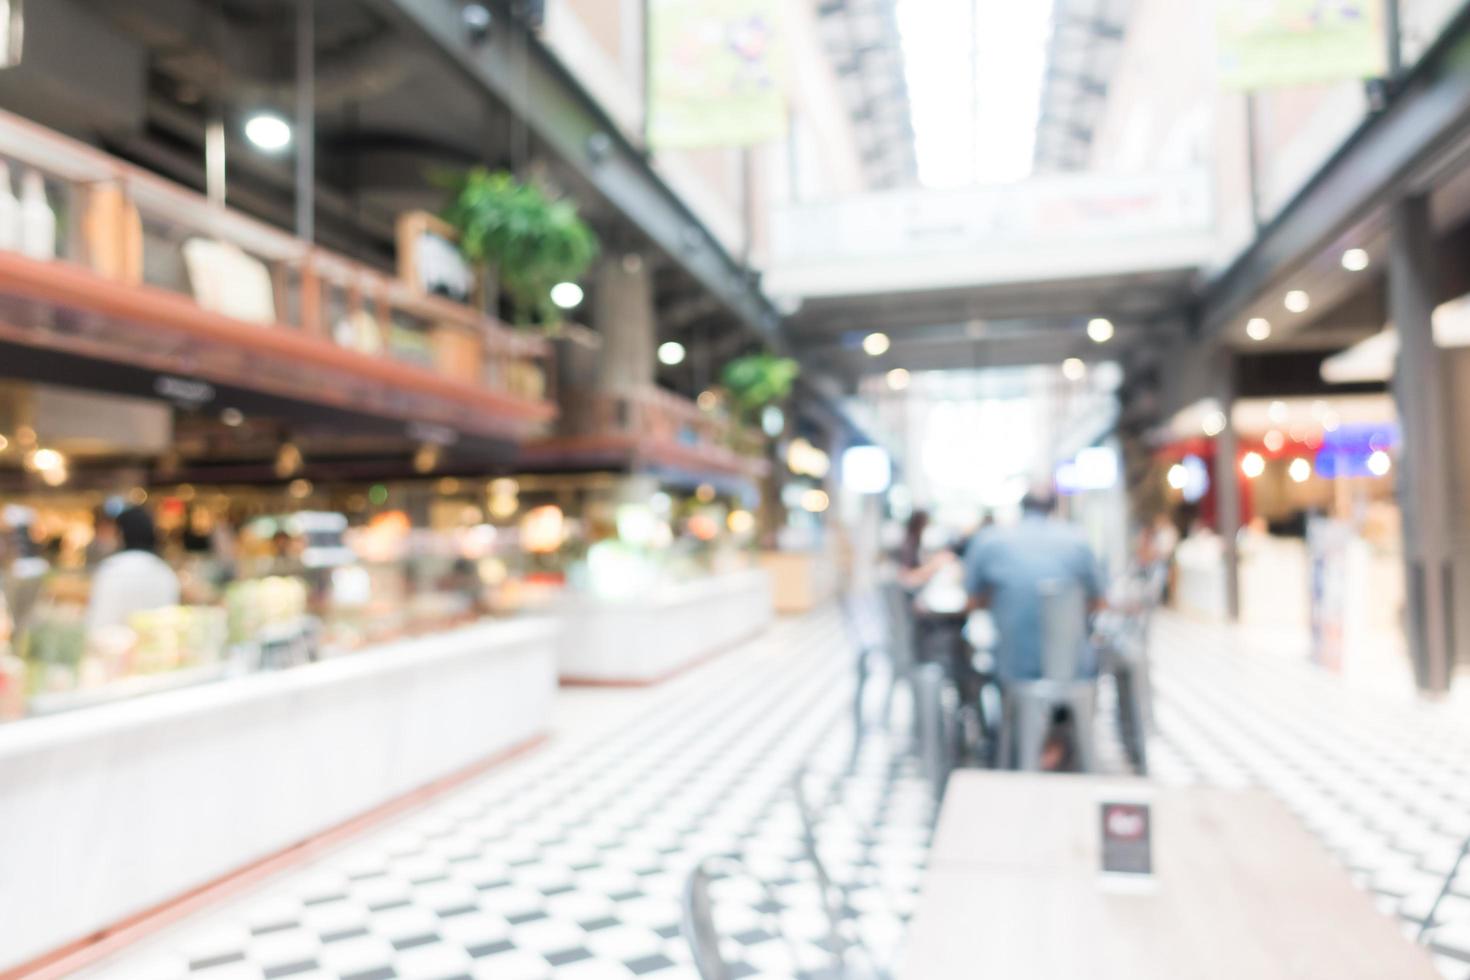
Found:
647,0 -> 787,149
1218,0 -> 1386,90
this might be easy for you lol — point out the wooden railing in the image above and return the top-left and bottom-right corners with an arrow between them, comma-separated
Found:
546,385 -> 770,478
0,109 -> 554,437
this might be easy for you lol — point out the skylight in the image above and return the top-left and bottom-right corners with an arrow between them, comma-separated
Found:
895,0 -> 1056,188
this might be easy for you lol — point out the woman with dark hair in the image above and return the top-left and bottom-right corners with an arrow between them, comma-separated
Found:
86,506 -> 180,631
895,508 -> 955,591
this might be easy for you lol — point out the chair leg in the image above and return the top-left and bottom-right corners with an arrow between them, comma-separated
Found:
1015,698 -> 1051,772
1071,691 -> 1098,774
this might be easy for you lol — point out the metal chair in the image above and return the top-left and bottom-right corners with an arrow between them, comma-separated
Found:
1417,832 -> 1470,943
681,853 -> 849,980
995,579 -> 1100,772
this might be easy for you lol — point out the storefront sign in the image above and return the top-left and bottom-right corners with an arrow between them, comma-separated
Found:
647,0 -> 787,148
1218,0 -> 1386,90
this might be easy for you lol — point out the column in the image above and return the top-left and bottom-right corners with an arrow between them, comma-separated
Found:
594,252 -> 657,393
1390,194 -> 1456,692
1212,349 -> 1242,622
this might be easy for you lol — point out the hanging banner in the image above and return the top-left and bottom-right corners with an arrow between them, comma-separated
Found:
647,0 -> 787,149
1217,0 -> 1386,90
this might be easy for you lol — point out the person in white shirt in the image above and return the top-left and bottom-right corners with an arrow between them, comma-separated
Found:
86,506 -> 180,632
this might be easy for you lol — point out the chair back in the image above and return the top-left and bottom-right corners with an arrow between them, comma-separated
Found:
1038,578 -> 1089,682
682,858 -> 730,980
878,578 -> 918,673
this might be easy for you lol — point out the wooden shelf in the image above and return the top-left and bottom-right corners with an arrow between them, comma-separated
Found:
0,252 -> 555,440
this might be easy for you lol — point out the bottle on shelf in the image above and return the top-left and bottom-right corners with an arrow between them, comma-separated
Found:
0,161 -> 18,252
19,169 -> 56,261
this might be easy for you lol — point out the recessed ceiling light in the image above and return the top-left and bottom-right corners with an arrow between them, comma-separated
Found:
657,341 -> 686,366
1246,317 -> 1272,341
1061,358 -> 1087,381
1087,318 -> 1115,343
1341,248 -> 1370,272
862,332 -> 891,356
244,113 -> 292,152
1284,290 -> 1310,314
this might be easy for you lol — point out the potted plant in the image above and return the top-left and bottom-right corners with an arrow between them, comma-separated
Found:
720,352 -> 800,423
440,167 -> 599,329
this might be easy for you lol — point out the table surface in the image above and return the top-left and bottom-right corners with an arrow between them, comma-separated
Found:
903,771 -> 1440,980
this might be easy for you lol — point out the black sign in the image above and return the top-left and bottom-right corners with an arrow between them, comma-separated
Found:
1100,801 -> 1153,877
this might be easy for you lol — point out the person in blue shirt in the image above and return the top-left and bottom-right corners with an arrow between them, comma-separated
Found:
963,490 -> 1105,683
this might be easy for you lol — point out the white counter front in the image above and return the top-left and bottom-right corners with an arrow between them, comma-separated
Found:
0,617 -> 560,973
557,569 -> 774,684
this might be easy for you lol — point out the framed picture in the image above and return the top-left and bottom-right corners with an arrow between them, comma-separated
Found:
396,210 -> 473,305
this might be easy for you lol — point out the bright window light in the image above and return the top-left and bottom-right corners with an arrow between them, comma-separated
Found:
244,113 -> 292,152
842,445 -> 893,494
657,341 -> 686,366
550,281 -> 584,309
896,0 -> 1056,187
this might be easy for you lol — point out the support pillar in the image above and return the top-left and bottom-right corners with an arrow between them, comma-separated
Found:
1390,194 -> 1455,692
593,253 -> 657,393
1212,349 -> 1241,623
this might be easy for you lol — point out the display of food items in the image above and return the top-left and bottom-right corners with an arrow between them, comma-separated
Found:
128,605 -> 228,674
224,576 -> 309,647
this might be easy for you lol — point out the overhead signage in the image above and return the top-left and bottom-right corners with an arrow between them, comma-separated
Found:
1217,0 -> 1386,90
647,0 -> 788,149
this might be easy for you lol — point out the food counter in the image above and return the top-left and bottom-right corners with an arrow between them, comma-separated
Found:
556,568 -> 774,684
0,616 -> 559,973
758,549 -> 838,613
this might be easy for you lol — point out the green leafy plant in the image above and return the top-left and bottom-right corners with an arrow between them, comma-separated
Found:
721,353 -> 799,419
440,168 -> 599,327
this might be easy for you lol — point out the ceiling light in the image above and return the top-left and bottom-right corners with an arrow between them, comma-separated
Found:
886,368 -> 911,390
1246,317 -> 1272,341
220,407 -> 245,427
1268,400 -> 1288,425
1061,358 -> 1087,381
25,447 -> 65,473
1341,248 -> 1370,272
550,281 -> 584,309
657,341 -> 686,366
801,489 -> 831,513
1166,464 -> 1188,490
274,442 -> 303,478
1241,452 -> 1266,479
1202,411 -> 1227,437
244,113 -> 292,152
1367,450 -> 1392,477
1284,290 -> 1310,314
1288,457 -> 1312,483
1264,430 -> 1286,453
1087,318 -> 1115,343
862,332 -> 891,356
288,478 -> 314,499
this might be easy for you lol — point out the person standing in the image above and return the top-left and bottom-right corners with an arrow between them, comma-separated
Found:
86,506 -> 180,632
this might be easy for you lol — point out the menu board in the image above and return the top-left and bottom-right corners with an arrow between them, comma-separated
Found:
1100,801 -> 1154,878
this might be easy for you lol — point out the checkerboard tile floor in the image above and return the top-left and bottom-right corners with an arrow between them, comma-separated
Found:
1143,613 -> 1470,980
82,610 -> 935,980
75,605 -> 1470,979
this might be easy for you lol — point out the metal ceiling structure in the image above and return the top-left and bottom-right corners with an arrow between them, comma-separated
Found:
814,0 -> 919,189
1033,0 -> 1130,173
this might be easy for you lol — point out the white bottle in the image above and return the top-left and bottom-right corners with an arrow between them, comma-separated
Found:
19,169 -> 55,260
0,162 -> 17,252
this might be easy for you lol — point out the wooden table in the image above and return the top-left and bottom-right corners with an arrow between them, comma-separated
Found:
903,771 -> 1439,979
